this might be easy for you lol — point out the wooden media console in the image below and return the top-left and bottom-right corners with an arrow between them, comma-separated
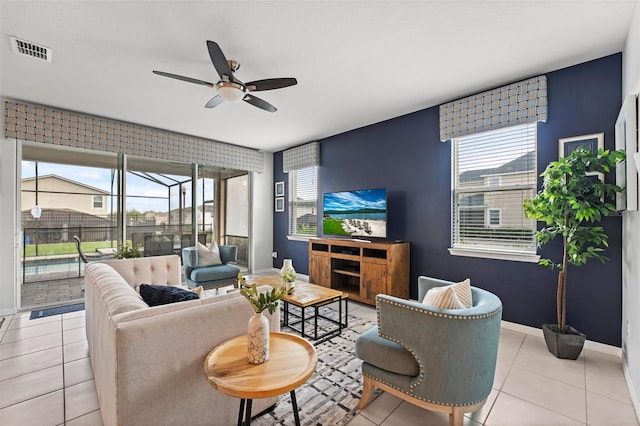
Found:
308,238 -> 410,305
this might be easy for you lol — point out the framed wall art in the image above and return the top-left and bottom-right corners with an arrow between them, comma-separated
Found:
615,94 -> 638,211
275,181 -> 285,197
559,133 -> 604,158
275,197 -> 285,212
559,133 -> 604,182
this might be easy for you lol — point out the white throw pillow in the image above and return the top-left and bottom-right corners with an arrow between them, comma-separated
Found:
196,241 -> 222,267
422,278 -> 472,309
192,286 -> 205,298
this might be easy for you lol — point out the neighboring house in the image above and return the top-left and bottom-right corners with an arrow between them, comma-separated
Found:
167,205 -> 214,226
21,208 -> 115,244
21,174 -> 110,216
457,151 -> 536,232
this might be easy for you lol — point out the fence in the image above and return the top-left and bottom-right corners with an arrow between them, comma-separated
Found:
22,224 -> 217,283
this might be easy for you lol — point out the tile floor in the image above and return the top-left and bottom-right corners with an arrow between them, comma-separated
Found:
0,300 -> 638,425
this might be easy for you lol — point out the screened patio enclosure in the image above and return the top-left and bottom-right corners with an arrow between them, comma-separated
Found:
20,142 -> 249,309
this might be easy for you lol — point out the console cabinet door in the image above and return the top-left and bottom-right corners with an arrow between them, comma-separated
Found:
360,262 -> 387,303
309,254 -> 331,287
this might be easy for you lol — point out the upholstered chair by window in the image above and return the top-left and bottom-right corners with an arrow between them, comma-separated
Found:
355,276 -> 502,426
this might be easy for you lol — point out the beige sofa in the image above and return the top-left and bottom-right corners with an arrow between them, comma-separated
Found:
84,255 -> 279,426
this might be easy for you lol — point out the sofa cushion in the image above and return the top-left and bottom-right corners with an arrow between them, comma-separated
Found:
189,263 -> 240,283
89,263 -> 149,315
422,278 -> 472,309
355,326 -> 419,376
140,284 -> 200,306
197,241 -> 222,267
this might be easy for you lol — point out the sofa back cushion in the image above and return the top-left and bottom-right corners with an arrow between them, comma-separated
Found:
86,263 -> 149,316
100,255 -> 182,292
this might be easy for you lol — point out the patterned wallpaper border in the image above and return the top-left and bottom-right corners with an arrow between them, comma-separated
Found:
3,101 -> 264,173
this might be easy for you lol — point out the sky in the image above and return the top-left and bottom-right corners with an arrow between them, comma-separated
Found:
323,188 -> 387,212
22,161 -> 206,213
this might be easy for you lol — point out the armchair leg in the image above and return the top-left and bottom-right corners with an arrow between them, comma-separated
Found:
449,406 -> 464,426
356,375 -> 375,410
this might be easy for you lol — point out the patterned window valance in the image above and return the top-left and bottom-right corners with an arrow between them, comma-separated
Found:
3,101 -> 264,173
283,142 -> 320,172
439,76 -> 547,142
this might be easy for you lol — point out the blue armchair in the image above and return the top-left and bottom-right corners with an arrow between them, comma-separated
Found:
181,245 -> 241,290
355,276 -> 502,426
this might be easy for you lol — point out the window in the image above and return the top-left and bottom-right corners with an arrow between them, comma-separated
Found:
288,166 -> 317,237
92,195 -> 103,209
450,123 -> 538,260
487,176 -> 501,187
488,209 -> 501,226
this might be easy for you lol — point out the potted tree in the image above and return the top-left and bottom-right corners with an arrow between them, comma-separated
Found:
524,147 -> 625,359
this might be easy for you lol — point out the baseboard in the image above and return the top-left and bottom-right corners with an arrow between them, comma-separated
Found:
623,362 -> 640,424
250,267 -> 280,275
0,308 -> 17,316
249,268 -> 310,282
500,320 -> 622,357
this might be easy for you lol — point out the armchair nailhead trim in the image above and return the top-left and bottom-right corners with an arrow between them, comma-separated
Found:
362,372 -> 485,408
376,331 -> 425,390
375,297 -> 502,390
378,298 -> 502,320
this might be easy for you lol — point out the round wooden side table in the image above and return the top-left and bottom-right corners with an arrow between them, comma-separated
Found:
204,332 -> 317,426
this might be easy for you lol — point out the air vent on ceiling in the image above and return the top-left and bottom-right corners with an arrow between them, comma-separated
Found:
9,36 -> 52,62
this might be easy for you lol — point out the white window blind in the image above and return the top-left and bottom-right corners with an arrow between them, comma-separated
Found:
288,166 -> 318,236
451,123 -> 537,256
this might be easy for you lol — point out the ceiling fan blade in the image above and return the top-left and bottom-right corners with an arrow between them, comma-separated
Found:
206,40 -> 233,79
243,94 -> 277,112
245,78 -> 298,92
152,70 -> 214,87
205,95 -> 224,109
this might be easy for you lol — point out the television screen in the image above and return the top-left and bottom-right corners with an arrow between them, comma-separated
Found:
323,188 -> 387,238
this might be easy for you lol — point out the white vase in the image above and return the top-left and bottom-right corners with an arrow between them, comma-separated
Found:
280,258 -> 296,291
247,312 -> 269,364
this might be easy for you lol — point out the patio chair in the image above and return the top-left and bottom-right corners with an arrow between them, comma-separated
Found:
73,235 -> 89,264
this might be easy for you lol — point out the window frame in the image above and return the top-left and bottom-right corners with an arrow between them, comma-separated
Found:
92,194 -> 103,209
449,123 -> 540,263
488,208 -> 501,227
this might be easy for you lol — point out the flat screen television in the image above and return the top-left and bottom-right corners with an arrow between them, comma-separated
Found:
322,188 -> 387,238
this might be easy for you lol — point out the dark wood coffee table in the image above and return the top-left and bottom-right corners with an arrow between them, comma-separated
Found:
249,276 -> 349,343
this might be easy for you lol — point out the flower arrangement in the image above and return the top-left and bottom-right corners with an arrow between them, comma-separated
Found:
238,273 -> 288,314
280,259 -> 296,294
281,268 -> 297,283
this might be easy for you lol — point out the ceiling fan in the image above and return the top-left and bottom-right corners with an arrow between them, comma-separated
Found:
153,40 -> 297,112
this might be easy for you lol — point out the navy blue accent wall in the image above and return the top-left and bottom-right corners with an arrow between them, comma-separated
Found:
273,53 -> 623,346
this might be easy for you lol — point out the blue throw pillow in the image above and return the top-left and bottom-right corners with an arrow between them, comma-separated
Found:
139,284 -> 200,307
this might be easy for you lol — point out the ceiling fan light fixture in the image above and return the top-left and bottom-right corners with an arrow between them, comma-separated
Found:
216,81 -> 246,102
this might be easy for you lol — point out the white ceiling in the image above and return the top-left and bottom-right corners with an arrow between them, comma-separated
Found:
1,1 -> 636,153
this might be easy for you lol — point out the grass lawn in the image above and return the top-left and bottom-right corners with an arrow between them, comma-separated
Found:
323,218 -> 350,236
24,241 -> 119,257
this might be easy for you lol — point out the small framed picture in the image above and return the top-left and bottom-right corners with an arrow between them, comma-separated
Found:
275,197 -> 285,212
559,133 -> 603,158
275,181 -> 285,197
559,133 -> 604,182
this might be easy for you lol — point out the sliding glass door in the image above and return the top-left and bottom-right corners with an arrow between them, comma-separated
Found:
20,143 -> 250,308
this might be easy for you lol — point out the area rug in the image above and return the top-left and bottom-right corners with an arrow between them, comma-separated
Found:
29,302 -> 85,320
252,311 -> 377,426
